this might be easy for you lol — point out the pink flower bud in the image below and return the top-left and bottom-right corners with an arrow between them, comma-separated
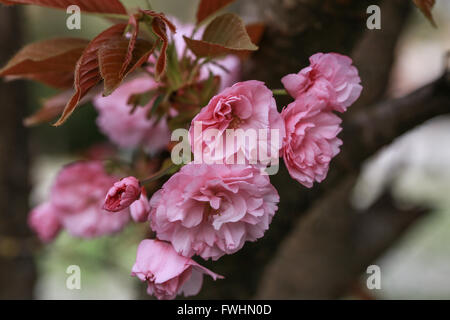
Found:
28,202 -> 61,243
104,176 -> 141,212
130,189 -> 151,223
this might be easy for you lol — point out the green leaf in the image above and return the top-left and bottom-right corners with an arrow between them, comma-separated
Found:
127,89 -> 157,109
150,94 -> 164,116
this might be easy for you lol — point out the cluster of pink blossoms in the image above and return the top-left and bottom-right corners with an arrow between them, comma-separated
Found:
281,53 -> 362,187
28,52 -> 361,299
92,17 -> 240,154
28,162 -> 130,241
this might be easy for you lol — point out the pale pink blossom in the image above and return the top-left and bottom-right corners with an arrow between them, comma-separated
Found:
282,53 -> 362,113
189,81 -> 285,166
28,202 -> 61,243
104,176 -> 141,212
93,77 -> 170,153
130,190 -> 151,223
29,161 -> 130,240
149,164 -> 279,260
131,239 -> 223,300
282,96 -> 343,188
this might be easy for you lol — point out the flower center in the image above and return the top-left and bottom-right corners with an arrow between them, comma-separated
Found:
228,116 -> 243,129
204,204 -> 220,217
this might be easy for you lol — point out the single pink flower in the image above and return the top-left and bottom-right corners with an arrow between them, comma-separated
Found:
39,161 -> 130,239
104,176 -> 141,212
93,77 -> 171,153
282,96 -> 343,188
28,202 -> 61,243
131,239 -> 223,300
282,53 -> 362,113
149,164 -> 279,260
130,189 -> 151,223
189,80 -> 285,166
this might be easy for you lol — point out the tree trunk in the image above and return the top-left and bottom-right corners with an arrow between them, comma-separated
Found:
0,6 -> 36,299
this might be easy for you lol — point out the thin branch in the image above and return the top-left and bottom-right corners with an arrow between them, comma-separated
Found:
341,71 -> 450,168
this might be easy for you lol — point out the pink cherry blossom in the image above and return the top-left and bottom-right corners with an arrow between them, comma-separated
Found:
282,53 -> 362,113
130,190 -> 151,223
28,202 -> 61,243
189,80 -> 285,166
131,239 -> 223,300
149,163 -> 279,260
29,161 -> 130,240
282,96 -> 343,188
93,77 -> 171,153
104,176 -> 141,212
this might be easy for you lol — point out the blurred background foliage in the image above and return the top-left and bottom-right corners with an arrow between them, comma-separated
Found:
27,0 -> 199,299
20,0 -> 450,299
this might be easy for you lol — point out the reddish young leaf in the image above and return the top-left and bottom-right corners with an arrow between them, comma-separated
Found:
151,17 -> 169,79
98,14 -> 157,96
23,91 -> 71,127
184,13 -> 258,58
0,0 -> 127,14
413,0 -> 437,27
0,38 -> 89,88
196,0 -> 236,24
238,23 -> 265,59
140,10 -> 176,79
24,85 -> 102,126
24,103 -> 65,127
21,71 -> 76,89
54,24 -> 127,126
98,15 -> 152,96
98,38 -> 155,96
246,23 -> 265,47
140,10 -> 177,33
120,14 -> 140,78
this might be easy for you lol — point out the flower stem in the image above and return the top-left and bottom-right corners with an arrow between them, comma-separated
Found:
140,163 -> 179,185
272,89 -> 288,96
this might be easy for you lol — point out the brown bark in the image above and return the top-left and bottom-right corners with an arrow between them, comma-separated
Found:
350,0 -> 411,111
255,176 -> 428,299
0,6 -> 36,299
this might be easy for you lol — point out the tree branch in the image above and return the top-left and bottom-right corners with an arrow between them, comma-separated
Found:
255,176 -> 428,299
350,0 -> 412,112
340,70 -> 450,169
